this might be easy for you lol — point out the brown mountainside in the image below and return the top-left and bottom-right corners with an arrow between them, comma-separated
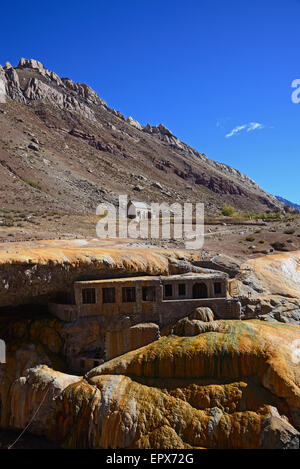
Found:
0,58 -> 282,215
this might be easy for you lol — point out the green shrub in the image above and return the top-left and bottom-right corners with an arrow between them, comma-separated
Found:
22,178 -> 42,191
244,211 -> 282,220
221,204 -> 236,217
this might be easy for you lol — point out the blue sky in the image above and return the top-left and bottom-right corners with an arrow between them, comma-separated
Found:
1,0 -> 300,202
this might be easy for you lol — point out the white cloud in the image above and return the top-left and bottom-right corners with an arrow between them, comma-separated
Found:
247,122 -> 263,132
225,124 -> 247,138
225,122 -> 264,138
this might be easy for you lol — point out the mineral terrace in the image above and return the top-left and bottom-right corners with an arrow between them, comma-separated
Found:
0,239 -> 300,449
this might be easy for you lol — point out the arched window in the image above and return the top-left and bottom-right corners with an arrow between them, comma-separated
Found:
192,283 -> 208,299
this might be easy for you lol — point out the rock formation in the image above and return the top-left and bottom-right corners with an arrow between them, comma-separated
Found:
0,238 -> 202,307
0,241 -> 300,448
1,320 -> 300,449
231,251 -> 300,323
190,306 -> 214,321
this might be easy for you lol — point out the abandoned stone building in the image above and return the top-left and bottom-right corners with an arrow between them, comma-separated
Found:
127,200 -> 151,219
49,272 -> 241,373
49,272 -> 241,323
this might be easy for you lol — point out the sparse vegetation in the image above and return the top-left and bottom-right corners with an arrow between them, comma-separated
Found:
220,205 -> 237,217
2,218 -> 14,227
22,178 -> 42,191
244,212 -> 282,220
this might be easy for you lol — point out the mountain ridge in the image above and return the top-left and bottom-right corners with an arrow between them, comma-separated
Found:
275,195 -> 300,212
0,58 -> 283,216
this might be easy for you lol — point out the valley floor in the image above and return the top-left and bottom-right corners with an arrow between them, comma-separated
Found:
0,212 -> 299,263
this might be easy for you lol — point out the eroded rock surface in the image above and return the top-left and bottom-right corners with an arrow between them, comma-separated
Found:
1,320 -> 300,449
1,244 -> 300,448
0,239 -> 202,307
231,251 -> 300,324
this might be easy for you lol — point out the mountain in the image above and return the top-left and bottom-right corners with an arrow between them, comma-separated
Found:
0,58 -> 283,216
275,196 -> 300,213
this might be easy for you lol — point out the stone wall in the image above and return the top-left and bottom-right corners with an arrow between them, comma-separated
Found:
68,356 -> 104,375
105,323 -> 160,360
48,303 -> 77,322
74,274 -> 228,319
158,298 -> 241,326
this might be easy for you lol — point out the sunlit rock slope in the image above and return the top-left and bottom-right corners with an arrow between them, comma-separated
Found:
231,251 -> 300,323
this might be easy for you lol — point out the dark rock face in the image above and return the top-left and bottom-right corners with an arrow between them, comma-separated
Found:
260,408 -> 300,449
194,172 -> 247,196
271,241 -> 289,252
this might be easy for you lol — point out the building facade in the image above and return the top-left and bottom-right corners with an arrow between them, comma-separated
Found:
50,273 -> 241,325
48,273 -> 241,372
127,200 -> 151,220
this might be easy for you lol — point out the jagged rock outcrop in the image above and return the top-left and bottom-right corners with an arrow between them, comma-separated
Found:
0,58 -> 106,121
23,77 -> 97,121
17,58 -> 106,106
260,406 -> 300,449
127,116 -> 143,130
3,66 -> 26,103
18,58 -> 63,86
143,123 -> 185,150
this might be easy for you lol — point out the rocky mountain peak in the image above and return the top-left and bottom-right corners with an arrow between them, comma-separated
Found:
0,57 -> 107,119
18,57 -> 45,71
4,61 -> 13,70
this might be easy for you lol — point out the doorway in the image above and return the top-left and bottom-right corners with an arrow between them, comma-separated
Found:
192,283 -> 208,298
